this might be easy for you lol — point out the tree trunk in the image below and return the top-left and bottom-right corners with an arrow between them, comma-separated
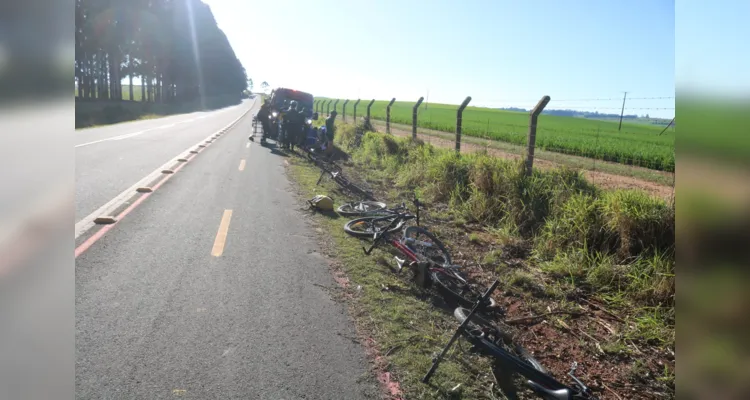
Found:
141,74 -> 146,102
102,53 -> 109,100
129,73 -> 134,101
157,74 -> 163,103
85,53 -> 92,99
147,76 -> 153,102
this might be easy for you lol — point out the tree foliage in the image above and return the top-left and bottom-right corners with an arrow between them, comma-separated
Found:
75,0 -> 248,104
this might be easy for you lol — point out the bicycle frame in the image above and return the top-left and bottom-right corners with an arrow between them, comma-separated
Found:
422,280 -> 597,400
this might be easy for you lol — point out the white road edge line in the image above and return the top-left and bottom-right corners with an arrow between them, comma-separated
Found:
74,100 -> 256,240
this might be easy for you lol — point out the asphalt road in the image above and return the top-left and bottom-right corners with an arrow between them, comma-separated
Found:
75,100 -> 252,222
75,106 -> 378,399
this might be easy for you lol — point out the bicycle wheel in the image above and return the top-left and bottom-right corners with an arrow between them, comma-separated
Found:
337,201 -> 388,216
431,269 -> 499,310
453,307 -> 547,374
402,226 -> 452,267
344,216 -> 406,238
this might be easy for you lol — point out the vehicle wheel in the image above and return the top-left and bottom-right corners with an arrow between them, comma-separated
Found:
453,307 -> 547,374
337,201 -> 387,216
401,226 -> 452,267
343,217 -> 405,238
431,270 -> 499,310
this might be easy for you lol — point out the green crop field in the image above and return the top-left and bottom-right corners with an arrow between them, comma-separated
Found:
322,99 -> 675,172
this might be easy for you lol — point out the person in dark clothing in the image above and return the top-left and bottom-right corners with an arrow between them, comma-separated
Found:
323,110 -> 337,156
283,101 -> 304,150
297,107 -> 309,147
255,100 -> 271,143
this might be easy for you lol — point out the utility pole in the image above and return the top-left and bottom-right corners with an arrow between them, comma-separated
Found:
618,91 -> 628,131
425,89 -> 429,110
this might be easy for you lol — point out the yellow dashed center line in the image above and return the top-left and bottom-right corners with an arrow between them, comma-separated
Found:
211,210 -> 233,257
238,159 -> 246,171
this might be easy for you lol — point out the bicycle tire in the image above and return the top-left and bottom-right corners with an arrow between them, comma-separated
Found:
402,226 -> 452,267
453,307 -> 547,374
337,201 -> 388,216
431,270 -> 499,310
344,216 -> 406,238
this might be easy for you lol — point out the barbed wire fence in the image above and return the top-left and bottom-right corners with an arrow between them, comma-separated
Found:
313,94 -> 675,200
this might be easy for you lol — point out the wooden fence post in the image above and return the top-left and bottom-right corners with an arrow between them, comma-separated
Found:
455,96 -> 472,153
412,97 -> 424,139
524,96 -> 551,176
342,99 -> 349,121
386,98 -> 396,133
366,99 -> 375,122
353,99 -> 361,123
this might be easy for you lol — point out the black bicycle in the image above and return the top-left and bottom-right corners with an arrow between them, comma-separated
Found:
314,159 -> 376,201
424,280 -> 599,400
347,199 -> 499,310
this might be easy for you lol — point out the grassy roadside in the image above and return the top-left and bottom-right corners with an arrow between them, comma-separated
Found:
371,119 -> 674,187
287,159 -> 500,399
75,95 -> 243,129
285,121 -> 675,399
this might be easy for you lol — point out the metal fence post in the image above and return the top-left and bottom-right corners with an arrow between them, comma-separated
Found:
412,96 -> 424,139
353,99 -> 361,123
326,99 -> 331,115
386,98 -> 396,133
342,99 -> 349,122
366,99 -> 375,122
333,99 -> 339,114
455,96 -> 472,153
524,95 -> 551,176
314,100 -> 319,113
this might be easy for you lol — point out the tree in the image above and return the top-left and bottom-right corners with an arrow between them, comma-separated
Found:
247,78 -> 253,92
75,0 -> 249,106
261,81 -> 269,92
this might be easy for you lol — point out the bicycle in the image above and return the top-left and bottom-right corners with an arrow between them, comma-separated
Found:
314,158 -> 376,201
346,199 -> 498,310
336,200 -> 389,217
423,280 -> 600,400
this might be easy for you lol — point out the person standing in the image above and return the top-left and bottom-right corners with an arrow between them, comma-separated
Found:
283,101 -> 304,151
255,100 -> 271,143
323,110 -> 337,155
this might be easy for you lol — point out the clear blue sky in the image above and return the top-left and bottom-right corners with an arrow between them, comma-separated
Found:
205,0 -> 676,118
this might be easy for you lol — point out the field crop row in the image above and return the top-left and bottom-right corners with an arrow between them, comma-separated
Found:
322,99 -> 675,172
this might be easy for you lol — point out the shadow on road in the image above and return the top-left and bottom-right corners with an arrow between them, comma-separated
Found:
260,141 -> 290,157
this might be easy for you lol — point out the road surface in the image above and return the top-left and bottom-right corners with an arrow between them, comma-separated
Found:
75,103 -> 378,399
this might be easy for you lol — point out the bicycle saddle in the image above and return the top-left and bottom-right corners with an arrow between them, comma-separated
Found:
527,381 -> 571,400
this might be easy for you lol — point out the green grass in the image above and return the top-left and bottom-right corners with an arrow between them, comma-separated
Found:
286,158 -> 501,399
286,120 -> 675,396
320,99 -> 675,172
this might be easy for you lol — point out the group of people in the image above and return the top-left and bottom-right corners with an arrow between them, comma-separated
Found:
255,99 -> 337,154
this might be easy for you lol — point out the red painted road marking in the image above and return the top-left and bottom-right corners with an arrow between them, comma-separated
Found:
74,150 -> 198,258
